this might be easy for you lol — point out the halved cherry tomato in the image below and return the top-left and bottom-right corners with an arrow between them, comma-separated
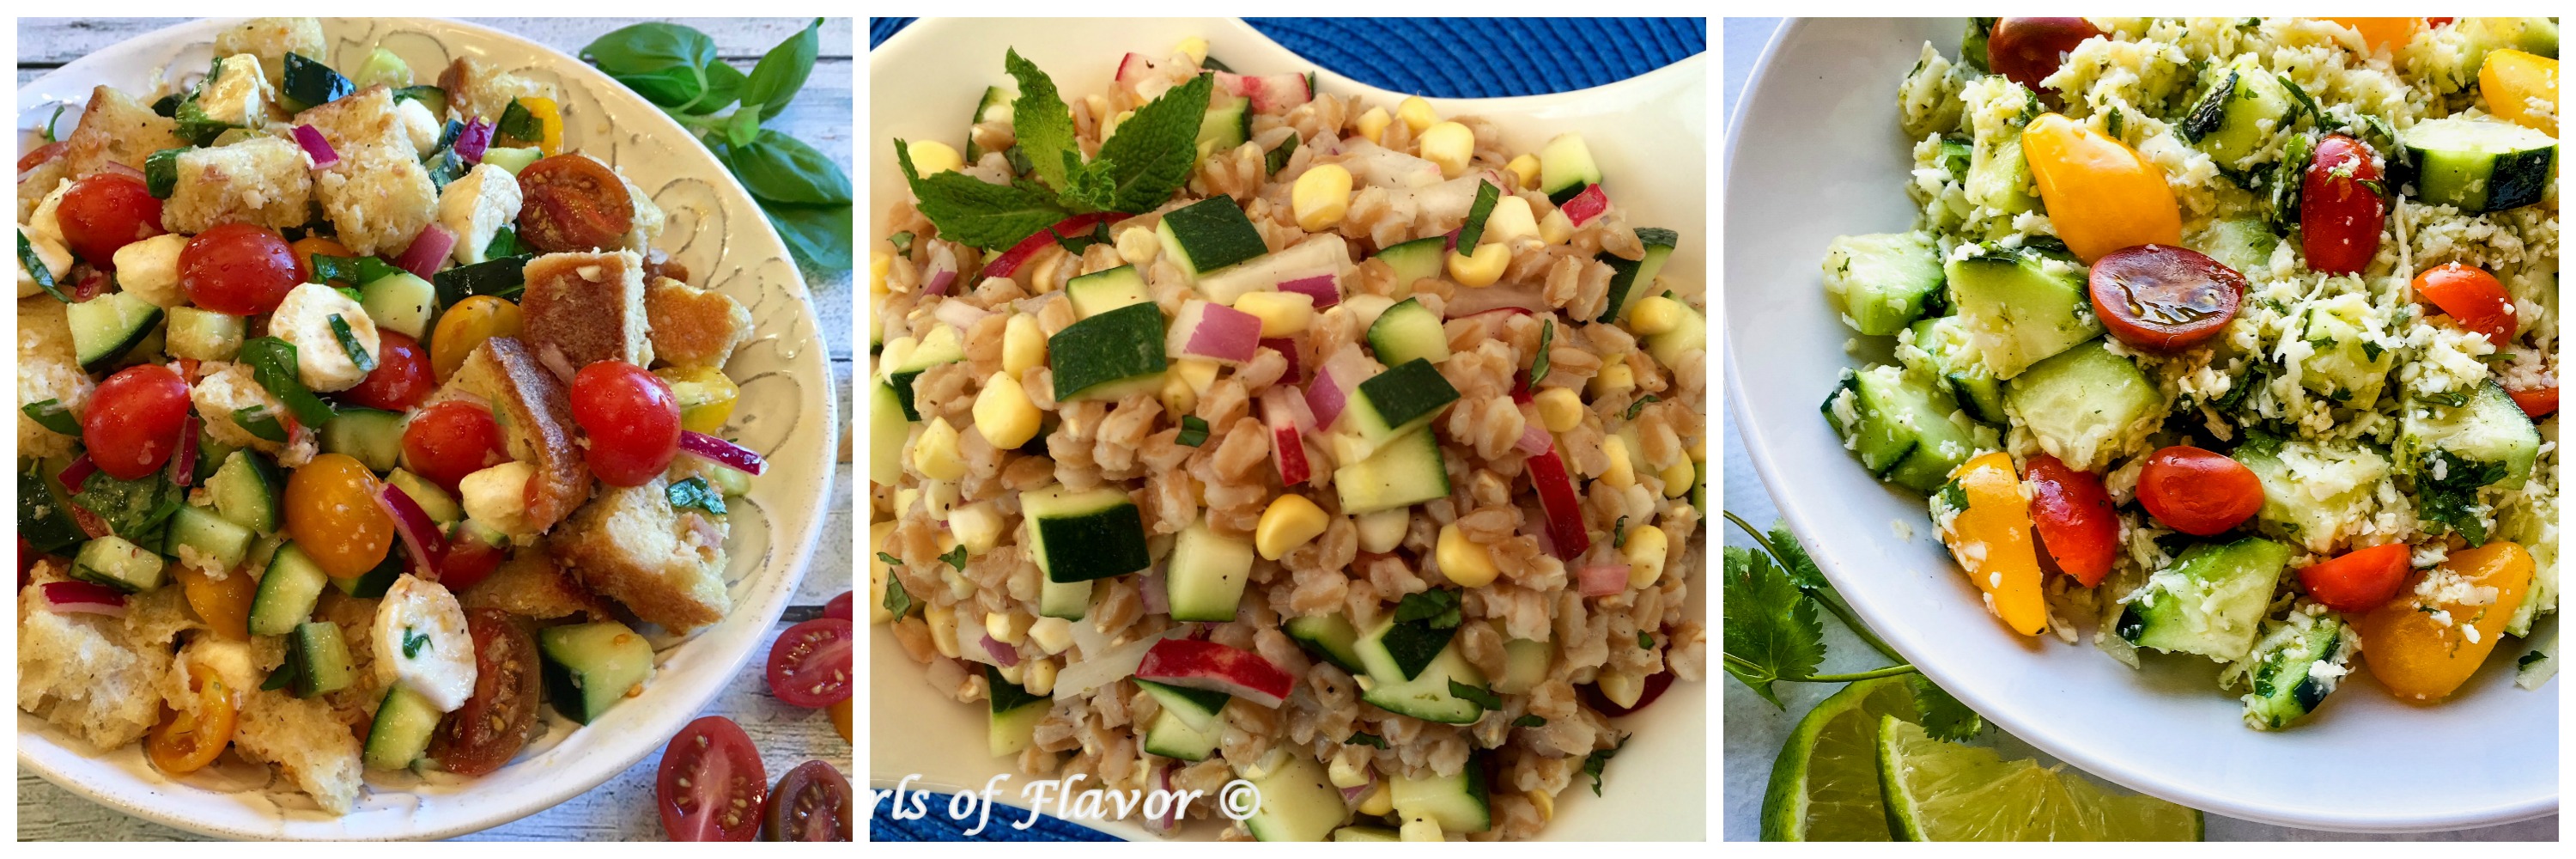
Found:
148,662 -> 239,776
341,331 -> 434,411
657,716 -> 769,841
517,154 -> 634,253
571,361 -> 682,487
440,527 -> 508,592
2412,262 -> 2515,345
2356,541 -> 2533,702
766,617 -> 854,709
762,759 -> 854,841
430,295 -> 523,382
2326,17 -> 2419,50
822,590 -> 854,622
20,139 -> 67,174
173,557 -> 258,639
2087,244 -> 2245,352
2297,542 -> 2412,613
2136,445 -> 2263,536
2300,134 -> 2386,275
2020,113 -> 2182,262
54,174 -> 165,268
2023,454 -> 2119,587
2507,386 -> 2558,420
401,401 -> 510,492
84,364 -> 191,480
428,608 -> 541,777
289,236 -> 355,284
1987,18 -> 2103,93
284,454 -> 395,578
179,222 -> 302,316
2425,17 -> 2454,27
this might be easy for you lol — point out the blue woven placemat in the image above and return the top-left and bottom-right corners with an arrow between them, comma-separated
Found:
867,791 -> 1121,842
868,17 -> 1704,97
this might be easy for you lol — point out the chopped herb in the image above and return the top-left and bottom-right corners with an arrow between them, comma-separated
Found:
1447,681 -> 1502,710
1053,221 -> 1111,254
40,104 -> 68,143
21,399 -> 80,436
1346,731 -> 1388,748
889,231 -> 915,255
1263,133 -> 1299,176
877,551 -> 904,567
240,337 -> 336,427
2520,650 -> 2546,667
2105,108 -> 2124,139
1511,714 -> 1546,728
882,573 -> 914,618
1456,180 -> 1501,250
1176,414 -> 1210,447
2359,340 -> 2385,360
941,544 -> 969,570
1624,394 -> 1660,420
1637,630 -> 1653,649
1529,320 -> 1555,386
143,147 -> 185,200
402,626 -> 432,659
71,464 -> 185,549
261,652 -> 301,691
19,232 -> 68,302
1393,588 -> 1463,630
328,314 -> 378,373
496,99 -> 542,144
1936,480 -> 1971,516
484,226 -> 522,259
666,476 -> 728,515
1583,736 -> 1627,796
233,405 -> 289,443
1612,515 -> 1630,548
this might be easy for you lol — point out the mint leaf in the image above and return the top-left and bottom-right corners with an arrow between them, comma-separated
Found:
1003,48 -> 1078,192
1722,545 -> 1824,708
896,139 -> 1072,250
1093,72 -> 1213,213
1059,152 -> 1122,214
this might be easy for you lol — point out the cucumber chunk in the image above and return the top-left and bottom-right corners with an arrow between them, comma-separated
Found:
359,271 -> 438,340
1037,576 -> 1092,620
987,664 -> 1049,758
1340,358 -> 1461,453
1023,484 -> 1151,583
1822,364 -> 1978,494
1141,707 -> 1222,761
2398,117 -> 2556,213
1358,645 -> 1487,725
1372,236 -> 1448,291
538,619 -> 657,723
1908,316 -> 2005,424
319,408 -> 405,473
67,290 -> 164,370
205,450 -> 283,534
1823,232 -> 1945,336
2116,538 -> 2292,661
71,534 -> 166,593
2002,339 -> 2160,473
165,306 -> 246,362
363,685 -> 442,770
1285,613 -> 1365,673
2234,614 -> 2352,731
885,323 -> 963,421
1537,132 -> 1602,205
1945,243 -> 2099,380
165,505 -> 254,576
249,542 -> 331,636
291,620 -> 356,697
2178,59 -> 2301,169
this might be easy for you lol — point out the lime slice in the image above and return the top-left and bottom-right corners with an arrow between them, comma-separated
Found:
1759,675 -> 1918,840
1875,716 -> 2202,841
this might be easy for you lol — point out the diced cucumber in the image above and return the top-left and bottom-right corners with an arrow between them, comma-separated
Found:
1157,197 -> 1268,277
384,468 -> 461,526
1023,484 -> 1151,583
1141,708 -> 1222,761
1333,422 -> 1449,515
360,271 -> 438,340
165,306 -> 246,362
1822,232 -> 1944,336
1048,302 -> 1169,403
2002,339 -> 2160,472
332,547 -> 403,598
1390,764 -> 1492,834
194,428 -> 240,484
2398,378 -> 2541,491
479,146 -> 541,175
1821,364 -> 1978,494
2178,58 -> 2301,168
1965,117 -> 2038,215
1367,297 -> 1449,367
290,620 -> 356,697
205,450 -> 282,534
1331,826 -> 1401,842
2398,117 -> 2556,212
1037,576 -> 1091,620
987,664 -> 1050,758
1944,243 -> 2099,379
1642,294 -> 1707,369
21,459 -> 87,556
539,619 -> 657,723
365,685 -> 442,770
319,408 -> 405,473
1355,613 -> 1458,683
1908,316 -> 2005,424
1242,752 -> 1346,842
249,542 -> 331,636
2191,216 -> 2280,277
962,85 -> 1011,162
1372,236 -> 1447,291
2236,436 -> 2387,553
164,505 -> 254,576
67,290 -> 164,370
885,324 -> 963,421
1165,519 -> 1254,622
1597,228 -> 1679,324
1339,358 -> 1461,454
1358,644 -> 1486,725
1065,264 -> 1151,318
1537,132 -> 1602,205
1285,614 -> 1364,673
2115,538 -> 2293,661
869,380 -> 909,487
1137,678 -> 1231,732
2236,614 -> 2351,731
71,534 -> 166,593
2292,299 -> 2394,406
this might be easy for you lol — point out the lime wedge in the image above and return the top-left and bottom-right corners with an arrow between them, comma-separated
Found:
1875,716 -> 2202,841
1759,675 -> 1918,840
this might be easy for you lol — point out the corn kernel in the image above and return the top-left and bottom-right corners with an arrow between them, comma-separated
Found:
1534,387 -> 1585,433
1115,227 -> 1160,267
1396,95 -> 1437,133
1291,163 -> 1354,231
1485,196 -> 1540,244
880,335 -> 919,373
1356,508 -> 1410,553
1001,314 -> 1046,375
870,250 -> 892,297
1538,207 -> 1575,246
1026,656 -> 1058,696
1660,460 -> 1696,499
869,521 -> 898,624
893,486 -> 920,519
1400,817 -> 1443,842
1355,107 -> 1392,143
1027,616 -> 1074,655
998,661 -> 1024,685
1437,522 -> 1500,588
1591,361 -> 1636,398
1600,433 -> 1636,489
1327,752 -> 1369,789
1525,789 -> 1555,823
1446,241 -> 1509,288
1625,522 -> 1668,588
1157,372 -> 1197,417
1255,494 -> 1331,560
1597,667 -> 1644,709
1175,36 -> 1209,64
908,140 -> 964,175
951,502 -> 1004,555
1504,155 -> 1540,190
1234,290 -> 1316,336
926,603 -> 960,658
1358,780 -> 1394,816
1418,120 -> 1475,179
986,610 -> 1028,645
972,372 -> 1042,449
1625,295 -> 1684,336
914,417 -> 968,479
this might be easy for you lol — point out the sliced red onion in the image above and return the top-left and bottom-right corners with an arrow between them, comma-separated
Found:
1261,387 -> 1311,485
394,223 -> 456,281
453,119 -> 493,165
291,124 -> 339,169
921,241 -> 959,295
1577,563 -> 1631,597
981,634 -> 1023,667
59,454 -> 98,493
1261,337 -> 1302,382
1528,448 -> 1591,560
680,431 -> 767,476
1562,183 -> 1609,227
921,269 -> 957,295
1054,627 -> 1190,700
377,483 -> 448,579
1339,766 -> 1375,803
95,159 -> 143,181
930,298 -> 987,332
1168,300 -> 1262,364
1276,274 -> 1340,308
1515,418 -> 1552,455
42,581 -> 128,617
169,411 -> 201,487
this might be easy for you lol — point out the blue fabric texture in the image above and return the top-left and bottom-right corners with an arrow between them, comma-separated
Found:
866,792 -> 1120,842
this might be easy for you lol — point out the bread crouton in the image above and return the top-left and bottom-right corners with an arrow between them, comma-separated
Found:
17,562 -> 169,752
191,361 -> 292,454
211,17 -> 325,91
437,163 -> 523,266
125,585 -> 208,649
196,53 -> 278,129
19,155 -> 71,224
231,686 -> 363,814
520,250 -> 655,370
438,56 -> 555,122
461,540 -> 609,620
645,277 -> 753,368
19,297 -> 93,460
430,337 -> 591,532
161,136 -> 314,235
557,478 -> 730,632
63,86 -> 185,179
313,142 -> 437,257
295,86 -> 404,156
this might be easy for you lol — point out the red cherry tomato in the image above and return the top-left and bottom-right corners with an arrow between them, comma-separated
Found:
2298,543 -> 2413,613
2088,244 -> 2247,352
570,361 -> 682,487
54,174 -> 166,269
339,332 -> 434,411
766,617 -> 854,709
762,759 -> 854,841
83,364 -> 192,480
439,528 -> 508,592
2136,446 -> 2265,536
1988,18 -> 2104,92
20,140 -> 67,174
428,609 -> 542,777
2508,386 -> 2558,420
2412,262 -> 2515,346
2024,454 -> 2120,587
822,590 -> 854,621
179,222 -> 301,316
517,155 -> 635,253
401,401 -> 509,492
2300,135 -> 2386,275
2425,17 -> 2454,27
657,716 -> 768,841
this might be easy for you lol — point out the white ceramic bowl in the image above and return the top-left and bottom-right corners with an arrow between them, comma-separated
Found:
16,17 -> 838,840
1725,18 -> 2557,832
870,16 -> 1708,841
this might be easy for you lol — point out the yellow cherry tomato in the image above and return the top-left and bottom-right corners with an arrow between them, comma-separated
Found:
829,698 -> 853,744
2326,17 -> 2419,50
655,365 -> 741,435
1935,451 -> 2048,637
2479,49 -> 2559,135
2020,113 -> 2182,263
285,454 -> 395,579
431,295 -> 524,382
173,558 -> 258,640
148,663 -> 238,776
289,236 -> 355,285
2356,540 -> 2533,703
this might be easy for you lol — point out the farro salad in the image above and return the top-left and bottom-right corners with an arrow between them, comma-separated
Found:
1821,17 -> 2558,730
872,40 -> 1705,841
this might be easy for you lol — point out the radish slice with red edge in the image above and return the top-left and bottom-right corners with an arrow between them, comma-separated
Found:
1053,627 -> 1189,700
680,431 -> 766,475
291,124 -> 339,169
394,224 -> 456,281
1527,448 -> 1590,559
1577,563 -> 1630,597
1306,344 -> 1378,430
1561,184 -> 1609,227
377,483 -> 448,578
1276,274 -> 1340,308
1133,638 -> 1292,709
169,411 -> 201,487
987,211 -> 1127,280
1261,337 -> 1302,381
1115,52 -> 1155,83
453,119 -> 492,165
1168,300 -> 1262,364
1261,387 -> 1312,485
41,581 -> 127,617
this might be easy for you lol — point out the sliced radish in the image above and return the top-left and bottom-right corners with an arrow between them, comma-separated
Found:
1134,638 -> 1293,709
1115,52 -> 1156,83
1054,627 -> 1189,700
1261,387 -> 1312,485
1527,448 -> 1590,560
987,211 -> 1126,280
1307,344 -> 1379,431
1276,274 -> 1340,309
1168,300 -> 1263,364
1212,71 -> 1313,113
41,581 -> 127,617
1562,184 -> 1609,227
1261,337 -> 1302,382
1514,418 -> 1552,455
1577,563 -> 1630,597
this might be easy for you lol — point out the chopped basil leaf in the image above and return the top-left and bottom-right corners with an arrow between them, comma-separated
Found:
1512,714 -> 1546,728
233,405 -> 289,443
1457,180 -> 1501,250
239,337 -> 337,426
143,147 -> 187,200
1263,133 -> 1299,176
882,573 -> 914,618
19,232 -> 68,302
1447,680 -> 1501,710
1176,414 -> 1210,447
1347,731 -> 1388,748
496,99 -> 542,143
877,551 -> 903,566
666,476 -> 729,515
1612,515 -> 1630,549
1530,319 -> 1555,386
1637,630 -> 1653,649
1393,588 -> 1462,630
21,399 -> 80,436
941,544 -> 969,570
402,626 -> 432,659
328,314 -> 377,373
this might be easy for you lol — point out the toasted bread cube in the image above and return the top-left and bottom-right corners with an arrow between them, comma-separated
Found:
63,86 -> 186,180
645,277 -> 753,369
19,155 -> 71,223
296,86 -> 404,156
438,56 -> 554,122
197,53 -> 276,129
211,17 -> 324,91
460,540 -> 608,620
191,362 -> 291,454
161,136 -> 314,235
18,561 -> 169,752
558,478 -> 730,632
19,297 -> 94,460
429,337 -> 591,532
521,250 -> 655,369
313,143 -> 436,256
437,164 -> 523,265
232,685 -> 363,813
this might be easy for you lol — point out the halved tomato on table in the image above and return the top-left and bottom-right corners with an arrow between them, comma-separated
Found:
657,716 -> 768,841
762,759 -> 854,841
766,617 -> 854,709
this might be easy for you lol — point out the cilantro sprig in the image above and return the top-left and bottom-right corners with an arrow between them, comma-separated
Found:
1722,512 -> 1980,741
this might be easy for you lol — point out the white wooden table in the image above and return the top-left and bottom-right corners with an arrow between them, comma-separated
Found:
16,17 -> 857,841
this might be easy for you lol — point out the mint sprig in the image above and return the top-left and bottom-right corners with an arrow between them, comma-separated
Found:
1003,49 -> 1078,192
896,140 -> 1079,250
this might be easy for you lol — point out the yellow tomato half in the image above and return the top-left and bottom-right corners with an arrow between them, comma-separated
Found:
2020,113 -> 2182,262
1936,451 -> 2048,637
2356,541 -> 2533,702
431,295 -> 524,382
284,453 -> 395,579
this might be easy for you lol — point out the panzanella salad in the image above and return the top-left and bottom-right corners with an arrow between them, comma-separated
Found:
873,39 -> 1706,840
19,17 -> 767,813
1822,17 -> 2558,730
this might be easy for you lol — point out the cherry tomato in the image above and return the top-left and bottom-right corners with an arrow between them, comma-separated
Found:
2412,262 -> 2514,345
430,295 -> 523,382
2087,244 -> 2246,352
2297,542 -> 2412,613
2507,386 -> 2558,420
429,608 -> 541,777
147,662 -> 238,776
822,590 -> 854,621
762,759 -> 854,841
341,332 -> 434,411
173,557 -> 258,639
401,401 -> 510,493
571,361 -> 682,487
20,139 -> 67,174
284,454 -> 395,578
2326,17 -> 2419,49
766,617 -> 854,709
289,236 -> 355,285
2023,454 -> 2119,587
54,174 -> 166,268
2300,135 -> 2386,275
827,698 -> 852,744
1987,18 -> 2103,92
2136,445 -> 2264,536
83,364 -> 191,480
518,155 -> 634,253
2426,18 -> 2455,27
439,527 -> 508,593
179,222 -> 301,316
657,716 -> 769,841
2356,541 -> 2533,702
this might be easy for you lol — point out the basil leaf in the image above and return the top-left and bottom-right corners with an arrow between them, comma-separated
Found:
21,399 -> 80,436
740,18 -> 822,122
402,626 -> 432,659
611,65 -> 704,107
151,93 -> 184,117
725,105 -> 763,149
143,148 -> 185,200
877,551 -> 903,566
233,405 -> 289,443
484,226 -> 521,259
666,476 -> 728,515
495,100 -> 542,143
1612,515 -> 1630,549
941,545 -> 969,570
1176,415 -> 1210,447
1002,47 -> 1078,192
763,203 -> 855,272
687,62 -> 748,116
882,573 -> 914,618
328,314 -> 377,373
1264,133 -> 1299,176
1092,72 -> 1213,213
726,130 -> 853,205
1457,180 -> 1500,250
1530,320 -> 1555,386
70,467 -> 184,551
580,22 -> 719,80
1347,732 -> 1388,748
1512,714 -> 1546,728
238,337 -> 337,427
307,253 -> 367,285
19,231 -> 69,302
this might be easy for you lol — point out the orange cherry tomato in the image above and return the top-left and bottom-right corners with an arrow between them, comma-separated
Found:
173,559 -> 258,640
2296,542 -> 2412,613
284,454 -> 395,578
2023,454 -> 2119,587
2020,113 -> 2183,262
148,662 -> 239,776
289,236 -> 356,285
2356,541 -> 2533,702
2136,445 -> 2263,536
1935,451 -> 2049,637
2326,17 -> 2419,50
2507,386 -> 2558,420
431,295 -> 524,382
2412,262 -> 2515,346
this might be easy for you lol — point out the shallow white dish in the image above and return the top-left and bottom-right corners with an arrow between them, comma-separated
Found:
869,16 -> 1707,842
16,16 -> 837,840
1724,17 -> 2556,832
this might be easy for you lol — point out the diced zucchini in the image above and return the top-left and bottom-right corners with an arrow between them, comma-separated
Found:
1242,752 -> 1348,842
1141,707 -> 1222,761
962,86 -> 1012,161
1598,228 -> 1679,324
1390,764 -> 1492,834
1642,294 -> 1707,368
1537,132 -> 1602,205
2115,538 -> 2293,661
987,664 -> 1049,758
1037,577 -> 1091,620
1333,422 -> 1449,515
1157,197 -> 1268,277
1496,634 -> 1552,696
1331,826 -> 1401,842
1358,644 -> 1487,725
2236,436 -> 2391,554
1944,243 -> 2099,380
1371,236 -> 1448,291
1339,358 -> 1461,454
1165,519 -> 1255,622
2002,338 -> 2160,472
1137,678 -> 1231,732
538,619 -> 657,723
1822,364 -> 1978,494
885,323 -> 963,421
1285,613 -> 1364,673
1367,297 -> 1449,367
1023,484 -> 1151,583
869,381 -> 909,486
1065,264 -> 1151,318
1823,232 -> 1945,336
1048,302 -> 1169,403
1196,94 -> 1253,154
1354,614 -> 1459,683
